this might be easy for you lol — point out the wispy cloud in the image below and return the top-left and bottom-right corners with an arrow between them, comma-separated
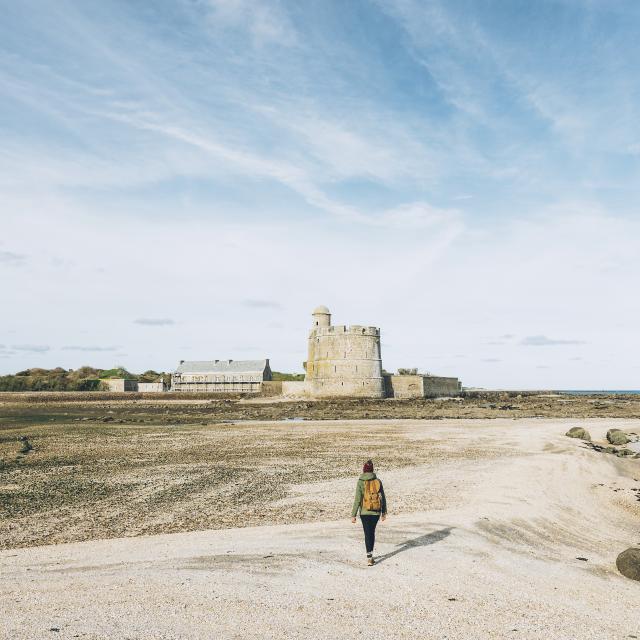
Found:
134,318 -> 175,326
11,344 -> 50,352
205,0 -> 298,47
62,345 -> 119,351
242,299 -> 282,309
0,250 -> 27,265
374,202 -> 462,231
520,335 -> 586,347
0,345 -> 16,357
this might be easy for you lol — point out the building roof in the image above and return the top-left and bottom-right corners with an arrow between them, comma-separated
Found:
175,359 -> 269,374
313,305 -> 331,315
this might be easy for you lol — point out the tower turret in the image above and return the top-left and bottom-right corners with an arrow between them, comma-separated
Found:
312,305 -> 331,328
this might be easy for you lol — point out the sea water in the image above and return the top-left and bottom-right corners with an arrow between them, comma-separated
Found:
559,390 -> 640,395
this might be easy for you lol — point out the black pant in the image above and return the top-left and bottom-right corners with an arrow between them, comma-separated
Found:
360,514 -> 380,554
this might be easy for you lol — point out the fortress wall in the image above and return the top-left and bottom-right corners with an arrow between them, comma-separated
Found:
262,381 -> 308,397
384,374 -> 462,398
261,381 -> 283,396
384,375 -> 424,399
281,381 -> 308,397
423,376 -> 461,397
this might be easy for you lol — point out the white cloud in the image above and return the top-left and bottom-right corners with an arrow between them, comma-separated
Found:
520,336 -> 586,347
134,319 -> 175,326
12,344 -> 51,353
205,0 -> 297,46
242,300 -> 282,309
0,250 -> 27,265
375,202 -> 462,231
62,346 -> 119,351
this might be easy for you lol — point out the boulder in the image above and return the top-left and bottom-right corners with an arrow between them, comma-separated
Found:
616,548 -> 640,581
565,427 -> 591,441
607,429 -> 629,446
615,449 -> 635,457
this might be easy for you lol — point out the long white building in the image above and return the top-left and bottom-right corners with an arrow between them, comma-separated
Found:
171,359 -> 272,393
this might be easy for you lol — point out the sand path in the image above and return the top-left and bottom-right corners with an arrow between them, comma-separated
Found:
2,419 -> 639,639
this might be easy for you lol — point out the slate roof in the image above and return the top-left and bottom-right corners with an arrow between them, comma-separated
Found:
175,359 -> 269,374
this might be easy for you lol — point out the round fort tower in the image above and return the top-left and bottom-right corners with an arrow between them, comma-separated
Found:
305,305 -> 385,398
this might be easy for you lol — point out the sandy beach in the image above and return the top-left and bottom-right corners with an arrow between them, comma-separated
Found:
2,417 -> 640,639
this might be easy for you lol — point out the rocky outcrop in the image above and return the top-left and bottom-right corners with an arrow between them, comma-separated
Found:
616,548 -> 640,581
607,429 -> 629,446
565,427 -> 591,441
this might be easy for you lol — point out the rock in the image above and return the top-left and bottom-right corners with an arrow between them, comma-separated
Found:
565,427 -> 591,441
616,449 -> 635,457
18,436 -> 33,454
616,547 -> 640,581
607,429 -> 629,445
102,416 -> 115,423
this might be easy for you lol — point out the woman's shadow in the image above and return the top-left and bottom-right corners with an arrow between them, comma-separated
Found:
375,527 -> 452,564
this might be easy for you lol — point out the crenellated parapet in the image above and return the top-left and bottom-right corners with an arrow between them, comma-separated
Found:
309,325 -> 380,338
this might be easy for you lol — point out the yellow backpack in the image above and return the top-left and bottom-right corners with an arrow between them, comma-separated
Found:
362,479 -> 381,511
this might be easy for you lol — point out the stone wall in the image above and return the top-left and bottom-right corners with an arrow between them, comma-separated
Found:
281,381 -> 308,397
258,381 -> 309,397
137,382 -> 165,393
102,379 -> 138,392
383,375 -> 424,399
261,381 -> 283,396
423,376 -> 461,397
384,374 -> 461,398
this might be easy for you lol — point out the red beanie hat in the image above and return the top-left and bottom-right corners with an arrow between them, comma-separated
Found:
363,460 -> 374,473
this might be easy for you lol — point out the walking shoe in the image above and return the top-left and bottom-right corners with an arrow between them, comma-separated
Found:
367,557 -> 375,566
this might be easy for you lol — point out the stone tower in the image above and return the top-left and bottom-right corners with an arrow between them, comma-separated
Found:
305,305 -> 385,398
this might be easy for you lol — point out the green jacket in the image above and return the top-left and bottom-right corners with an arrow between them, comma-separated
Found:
351,472 -> 387,517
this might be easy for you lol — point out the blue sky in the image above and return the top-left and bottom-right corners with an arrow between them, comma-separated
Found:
1,0 -> 639,388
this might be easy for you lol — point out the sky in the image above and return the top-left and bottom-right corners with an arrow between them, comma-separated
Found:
1,0 -> 639,389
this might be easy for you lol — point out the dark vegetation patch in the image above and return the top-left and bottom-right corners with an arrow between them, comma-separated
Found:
0,367 -> 169,392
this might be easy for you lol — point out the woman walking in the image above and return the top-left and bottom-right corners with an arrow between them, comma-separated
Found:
351,459 -> 387,565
